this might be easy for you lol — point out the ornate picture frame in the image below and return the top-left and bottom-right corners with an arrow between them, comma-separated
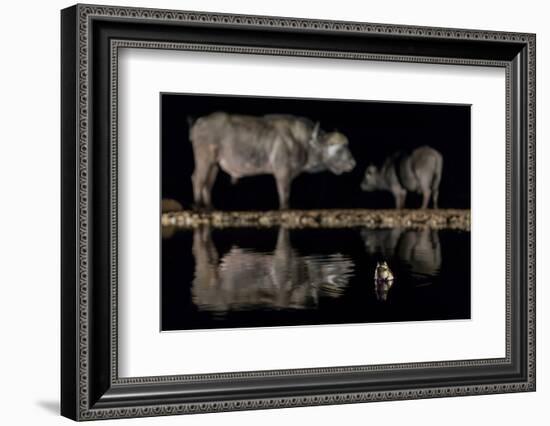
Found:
61,4 -> 535,421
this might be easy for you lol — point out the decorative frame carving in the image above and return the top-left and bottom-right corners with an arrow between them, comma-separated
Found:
61,4 -> 535,421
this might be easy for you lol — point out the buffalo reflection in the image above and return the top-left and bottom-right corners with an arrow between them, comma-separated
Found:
191,226 -> 354,313
362,227 -> 441,284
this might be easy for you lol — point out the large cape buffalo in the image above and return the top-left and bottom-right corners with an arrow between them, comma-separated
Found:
189,112 -> 356,209
360,146 -> 443,209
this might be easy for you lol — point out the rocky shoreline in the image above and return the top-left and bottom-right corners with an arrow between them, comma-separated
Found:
161,209 -> 470,231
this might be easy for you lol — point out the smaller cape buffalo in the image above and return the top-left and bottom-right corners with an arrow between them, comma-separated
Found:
189,112 -> 356,209
360,146 -> 443,209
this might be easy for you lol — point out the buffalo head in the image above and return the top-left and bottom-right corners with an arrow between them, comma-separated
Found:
309,123 -> 356,175
361,164 -> 380,191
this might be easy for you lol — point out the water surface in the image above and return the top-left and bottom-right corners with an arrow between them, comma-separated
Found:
161,226 -> 470,331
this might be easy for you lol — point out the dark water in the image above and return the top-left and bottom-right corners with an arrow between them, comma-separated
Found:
161,227 -> 470,331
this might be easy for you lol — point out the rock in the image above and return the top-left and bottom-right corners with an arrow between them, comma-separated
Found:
160,209 -> 471,231
161,199 -> 183,213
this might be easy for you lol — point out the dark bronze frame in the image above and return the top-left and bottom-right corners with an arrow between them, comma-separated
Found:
61,4 -> 536,421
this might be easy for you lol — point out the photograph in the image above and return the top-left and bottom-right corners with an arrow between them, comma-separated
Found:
160,93 -> 471,331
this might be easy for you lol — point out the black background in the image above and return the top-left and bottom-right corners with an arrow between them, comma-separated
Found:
161,94 -> 471,210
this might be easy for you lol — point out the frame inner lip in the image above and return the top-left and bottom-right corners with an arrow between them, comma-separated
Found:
109,38 -> 512,384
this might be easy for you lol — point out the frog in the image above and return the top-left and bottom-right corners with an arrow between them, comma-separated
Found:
374,261 -> 394,283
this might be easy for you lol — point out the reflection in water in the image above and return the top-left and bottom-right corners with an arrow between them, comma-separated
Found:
375,280 -> 394,302
374,261 -> 394,302
162,225 -> 177,240
161,223 -> 470,330
191,226 -> 354,313
362,228 -> 441,279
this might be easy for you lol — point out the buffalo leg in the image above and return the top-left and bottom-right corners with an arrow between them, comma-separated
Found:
399,191 -> 407,209
275,174 -> 291,210
201,165 -> 218,209
431,155 -> 442,210
432,189 -> 439,209
392,188 -> 406,209
416,169 -> 435,209
191,145 -> 218,209
392,193 -> 400,209
192,167 -> 206,207
421,189 -> 431,209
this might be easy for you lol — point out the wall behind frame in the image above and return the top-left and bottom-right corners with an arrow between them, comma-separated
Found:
0,0 -> 546,425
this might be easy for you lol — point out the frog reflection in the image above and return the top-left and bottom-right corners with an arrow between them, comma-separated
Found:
374,261 -> 394,302
191,226 -> 354,313
362,228 -> 441,279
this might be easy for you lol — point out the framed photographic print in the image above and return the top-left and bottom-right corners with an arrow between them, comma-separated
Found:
61,4 -> 536,421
